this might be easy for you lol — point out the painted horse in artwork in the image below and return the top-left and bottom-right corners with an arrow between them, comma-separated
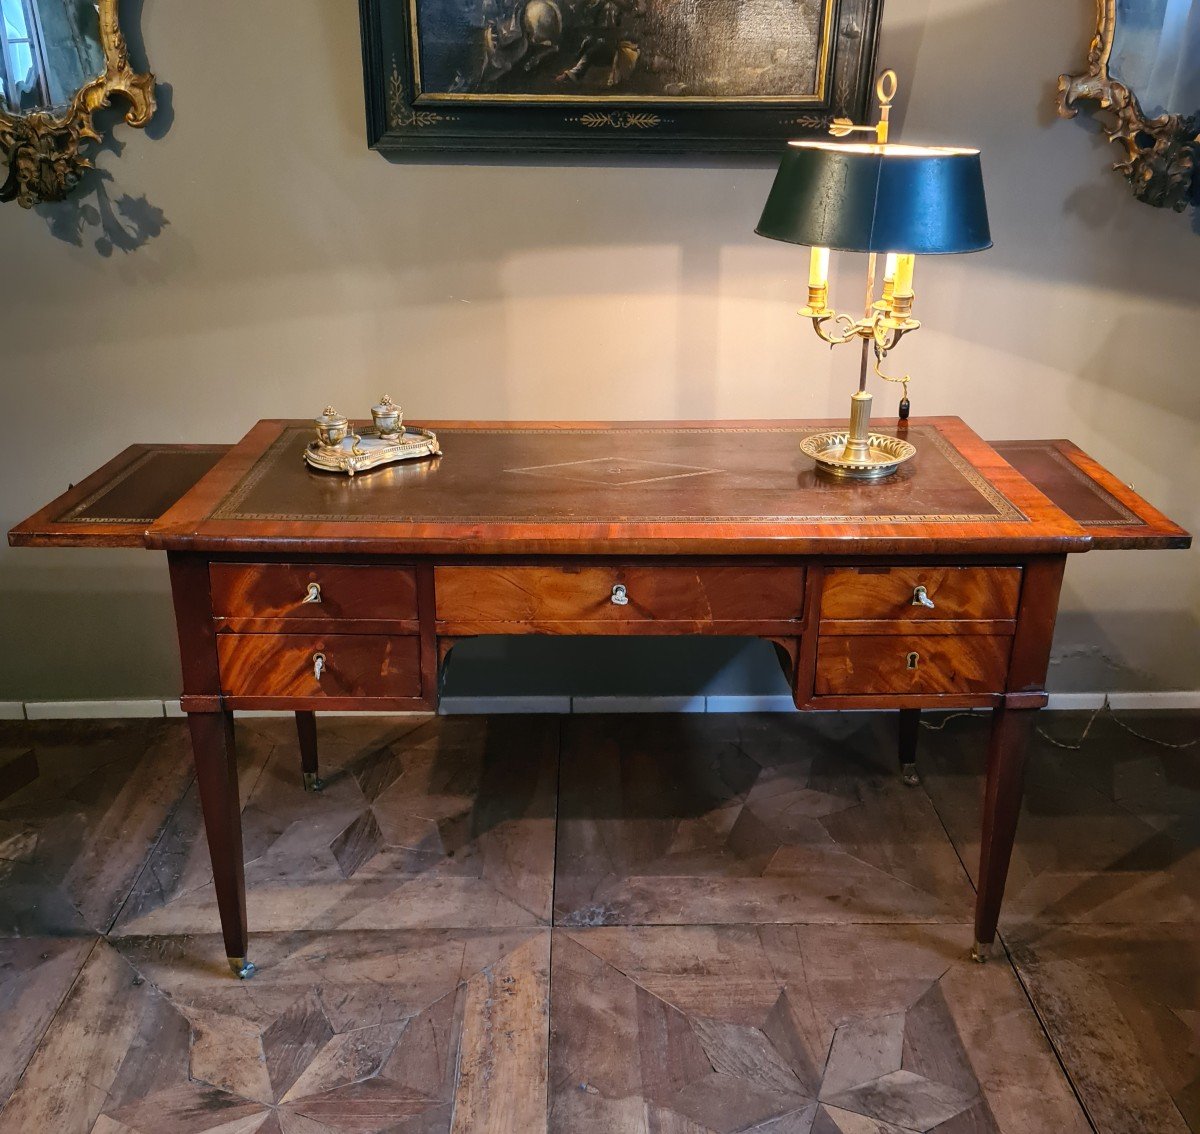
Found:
478,0 -> 564,86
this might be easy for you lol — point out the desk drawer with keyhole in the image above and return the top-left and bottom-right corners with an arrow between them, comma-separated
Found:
210,563 -> 419,631
815,634 -> 1012,696
434,565 -> 806,634
216,634 -> 422,699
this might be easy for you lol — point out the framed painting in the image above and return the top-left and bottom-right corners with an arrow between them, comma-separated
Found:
359,0 -> 883,153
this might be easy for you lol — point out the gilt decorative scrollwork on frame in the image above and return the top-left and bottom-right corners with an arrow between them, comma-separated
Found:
0,0 -> 154,208
1057,0 -> 1199,212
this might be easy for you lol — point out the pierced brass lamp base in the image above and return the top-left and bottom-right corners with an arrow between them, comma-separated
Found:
801,430 -> 916,479
801,391 -> 915,479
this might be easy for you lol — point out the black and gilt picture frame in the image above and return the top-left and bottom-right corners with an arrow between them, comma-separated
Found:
360,0 -> 882,153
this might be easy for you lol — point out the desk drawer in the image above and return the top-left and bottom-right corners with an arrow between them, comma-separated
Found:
210,564 -> 418,625
815,634 -> 1011,697
217,634 -> 422,699
820,566 -> 1021,625
435,566 -> 805,632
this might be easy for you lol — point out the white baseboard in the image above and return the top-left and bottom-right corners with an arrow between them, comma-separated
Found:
1106,691 -> 1200,710
1044,693 -> 1107,710
439,695 -> 571,715
24,699 -> 167,720
5,692 -> 1197,720
571,695 -> 707,714
1045,691 -> 1200,711
705,694 -> 799,713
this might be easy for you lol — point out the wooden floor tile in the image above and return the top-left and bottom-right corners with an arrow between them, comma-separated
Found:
555,714 -> 974,927
920,711 -> 1200,926
0,929 -> 550,1134
0,936 -> 96,1102
0,749 -> 37,805
0,720 -> 194,935
1004,922 -> 1200,1134
114,715 -> 558,936
549,923 -> 1089,1134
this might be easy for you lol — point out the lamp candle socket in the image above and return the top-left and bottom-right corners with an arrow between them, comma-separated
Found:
803,282 -> 830,315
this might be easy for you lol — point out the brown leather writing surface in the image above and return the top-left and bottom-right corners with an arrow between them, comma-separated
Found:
9,444 -> 231,548
210,424 -> 1020,526
992,442 -> 1135,525
992,439 -> 1190,550
60,448 -> 230,524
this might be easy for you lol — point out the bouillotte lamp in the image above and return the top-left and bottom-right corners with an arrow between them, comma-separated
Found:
756,71 -> 991,478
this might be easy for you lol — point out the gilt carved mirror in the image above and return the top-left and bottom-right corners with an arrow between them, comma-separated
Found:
0,0 -> 154,208
1058,0 -> 1199,211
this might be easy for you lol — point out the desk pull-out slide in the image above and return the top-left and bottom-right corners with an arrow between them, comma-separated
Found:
9,444 -> 231,548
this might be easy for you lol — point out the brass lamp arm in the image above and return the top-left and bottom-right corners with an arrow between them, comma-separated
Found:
810,313 -> 862,345
810,311 -> 915,351
872,322 -> 911,352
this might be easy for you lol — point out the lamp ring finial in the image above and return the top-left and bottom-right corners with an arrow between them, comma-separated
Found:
876,69 -> 898,106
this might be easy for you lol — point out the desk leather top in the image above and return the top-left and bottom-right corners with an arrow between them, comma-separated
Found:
213,423 -> 1021,526
145,418 -> 1097,556
11,419 -> 1188,555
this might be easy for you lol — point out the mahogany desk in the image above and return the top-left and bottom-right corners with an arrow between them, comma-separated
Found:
10,418 -> 1189,978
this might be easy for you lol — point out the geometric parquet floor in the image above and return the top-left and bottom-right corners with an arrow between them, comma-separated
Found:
0,710 -> 1196,1133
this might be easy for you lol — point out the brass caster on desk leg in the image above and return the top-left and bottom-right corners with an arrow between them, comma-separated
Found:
900,762 -> 920,787
970,940 -> 991,964
228,956 -> 257,980
302,772 -> 324,792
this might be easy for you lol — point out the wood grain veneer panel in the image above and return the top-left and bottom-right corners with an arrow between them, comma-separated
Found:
435,565 -> 805,632
815,634 -> 1012,696
820,566 -> 1022,623
216,634 -> 422,699
210,563 -> 418,623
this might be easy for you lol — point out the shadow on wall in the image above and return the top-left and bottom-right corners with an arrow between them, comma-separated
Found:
34,159 -> 168,256
28,0 -> 172,257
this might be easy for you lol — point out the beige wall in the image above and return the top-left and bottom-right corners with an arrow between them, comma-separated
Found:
1,0 -> 1196,702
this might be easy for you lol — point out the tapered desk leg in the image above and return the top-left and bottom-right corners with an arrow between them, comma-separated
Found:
295,711 -> 322,792
972,705 -> 1035,962
898,708 -> 921,787
188,710 -> 254,979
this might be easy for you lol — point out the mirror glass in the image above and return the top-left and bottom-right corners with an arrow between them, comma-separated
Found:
0,0 -> 104,112
1110,0 -> 1200,117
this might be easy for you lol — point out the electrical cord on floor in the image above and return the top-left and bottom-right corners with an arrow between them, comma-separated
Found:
919,712 -> 977,732
920,699 -> 1198,751
1037,698 -> 1198,751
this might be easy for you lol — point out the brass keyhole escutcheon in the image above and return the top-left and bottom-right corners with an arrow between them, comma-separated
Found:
303,582 -> 323,604
313,652 -> 326,681
906,651 -> 920,670
611,583 -> 630,606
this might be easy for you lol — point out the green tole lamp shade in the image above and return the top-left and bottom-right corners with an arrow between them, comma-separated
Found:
756,141 -> 991,255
